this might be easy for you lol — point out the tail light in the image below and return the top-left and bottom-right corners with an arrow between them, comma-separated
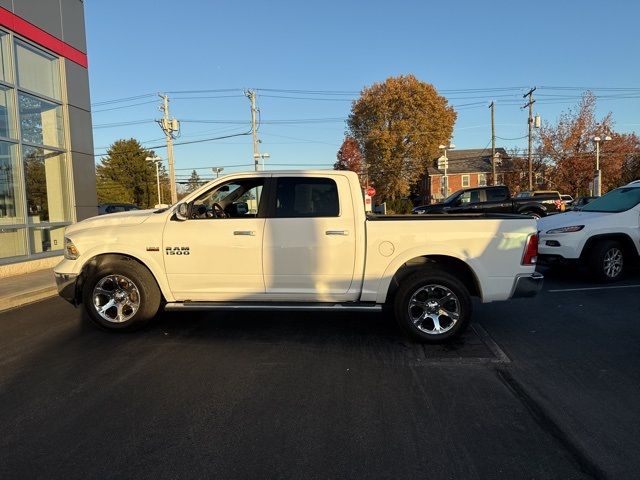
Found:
522,233 -> 538,265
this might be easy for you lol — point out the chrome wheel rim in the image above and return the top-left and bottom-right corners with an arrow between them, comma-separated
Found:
92,274 -> 140,323
603,248 -> 623,278
408,284 -> 460,335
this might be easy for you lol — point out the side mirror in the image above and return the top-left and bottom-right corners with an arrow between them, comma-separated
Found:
175,202 -> 189,221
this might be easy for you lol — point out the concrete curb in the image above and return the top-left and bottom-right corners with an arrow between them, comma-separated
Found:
0,286 -> 58,313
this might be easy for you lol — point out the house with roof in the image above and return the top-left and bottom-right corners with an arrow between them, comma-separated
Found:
417,148 -> 517,204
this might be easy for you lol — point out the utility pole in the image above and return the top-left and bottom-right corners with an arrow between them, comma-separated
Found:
245,89 -> 261,171
157,94 -> 179,204
489,101 -> 496,185
523,87 -> 536,191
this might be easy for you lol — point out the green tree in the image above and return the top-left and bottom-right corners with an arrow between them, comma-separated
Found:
347,75 -> 456,200
96,138 -> 158,208
186,169 -> 202,193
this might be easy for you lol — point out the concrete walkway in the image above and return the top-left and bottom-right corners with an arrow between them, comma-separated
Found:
0,269 -> 57,313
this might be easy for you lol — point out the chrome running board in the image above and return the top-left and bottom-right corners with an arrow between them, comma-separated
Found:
164,302 -> 382,312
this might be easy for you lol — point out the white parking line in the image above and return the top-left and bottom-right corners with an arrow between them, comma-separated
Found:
548,284 -> 640,293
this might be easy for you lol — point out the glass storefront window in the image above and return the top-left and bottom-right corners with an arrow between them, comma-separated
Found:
19,92 -> 63,148
29,225 -> 65,254
15,40 -> 60,100
0,32 -> 11,84
0,142 -> 21,223
23,146 -> 69,224
0,32 -> 70,264
0,227 -> 27,259
0,86 -> 16,139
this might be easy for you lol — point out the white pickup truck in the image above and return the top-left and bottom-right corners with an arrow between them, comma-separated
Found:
54,170 -> 542,343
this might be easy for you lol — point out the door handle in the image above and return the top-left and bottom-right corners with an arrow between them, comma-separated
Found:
233,230 -> 255,236
326,230 -> 349,236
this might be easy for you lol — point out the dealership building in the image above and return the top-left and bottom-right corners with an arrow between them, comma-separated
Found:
0,0 -> 94,274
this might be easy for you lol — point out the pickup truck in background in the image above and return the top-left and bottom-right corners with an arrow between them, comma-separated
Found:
413,185 -> 564,218
54,171 -> 542,343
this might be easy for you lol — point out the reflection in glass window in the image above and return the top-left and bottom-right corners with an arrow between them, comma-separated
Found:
0,142 -> 22,223
19,93 -> 64,147
0,86 -> 15,139
15,41 -> 60,100
29,225 -> 65,254
0,227 -> 27,259
0,32 -> 11,84
23,146 -> 69,224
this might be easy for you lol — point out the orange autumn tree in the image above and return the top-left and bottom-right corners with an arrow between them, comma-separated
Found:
538,92 -> 636,196
347,75 -> 456,201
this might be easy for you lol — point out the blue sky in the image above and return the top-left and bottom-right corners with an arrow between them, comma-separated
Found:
86,0 -> 640,181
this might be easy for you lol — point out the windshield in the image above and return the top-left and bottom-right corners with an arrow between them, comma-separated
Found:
444,189 -> 464,203
581,187 -> 640,213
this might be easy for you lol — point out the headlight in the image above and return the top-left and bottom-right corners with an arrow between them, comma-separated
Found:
64,237 -> 80,260
546,225 -> 584,234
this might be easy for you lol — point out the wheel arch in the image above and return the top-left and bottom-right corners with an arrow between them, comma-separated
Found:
580,233 -> 639,261
76,253 -> 169,305
516,204 -> 545,217
383,254 -> 482,305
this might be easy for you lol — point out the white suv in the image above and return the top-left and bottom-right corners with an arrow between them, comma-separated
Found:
538,181 -> 640,282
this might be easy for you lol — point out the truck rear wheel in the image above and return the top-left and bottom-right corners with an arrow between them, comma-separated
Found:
588,240 -> 625,283
81,257 -> 161,331
394,269 -> 472,343
521,209 -> 542,219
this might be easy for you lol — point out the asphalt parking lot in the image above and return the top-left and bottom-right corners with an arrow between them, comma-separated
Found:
1,267 -> 639,479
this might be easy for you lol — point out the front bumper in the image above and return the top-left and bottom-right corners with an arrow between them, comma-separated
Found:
510,272 -> 544,298
54,272 -> 79,305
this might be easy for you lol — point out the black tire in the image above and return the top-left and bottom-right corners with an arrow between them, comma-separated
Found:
81,256 -> 161,331
521,210 -> 542,219
393,268 -> 472,343
588,240 -> 625,283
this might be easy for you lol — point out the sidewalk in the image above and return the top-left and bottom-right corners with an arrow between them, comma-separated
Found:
0,269 -> 58,313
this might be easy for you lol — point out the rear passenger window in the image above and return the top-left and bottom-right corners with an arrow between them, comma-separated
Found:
487,188 -> 508,201
275,177 -> 339,217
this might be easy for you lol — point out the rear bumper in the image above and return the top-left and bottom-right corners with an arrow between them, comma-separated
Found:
54,272 -> 79,305
510,272 -> 544,298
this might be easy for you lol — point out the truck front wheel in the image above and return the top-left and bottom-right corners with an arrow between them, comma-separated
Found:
81,257 -> 161,331
394,269 -> 472,343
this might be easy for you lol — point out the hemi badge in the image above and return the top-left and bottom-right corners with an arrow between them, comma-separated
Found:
146,247 -> 160,252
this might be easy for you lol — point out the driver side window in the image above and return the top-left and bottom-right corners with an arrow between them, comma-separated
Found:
459,190 -> 481,204
190,178 -> 265,219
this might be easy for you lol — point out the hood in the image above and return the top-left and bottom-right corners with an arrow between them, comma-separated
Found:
537,210 -> 613,232
414,202 -> 446,212
65,209 -> 156,235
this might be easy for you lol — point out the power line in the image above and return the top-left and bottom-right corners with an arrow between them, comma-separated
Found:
93,119 -> 156,129
91,93 -> 155,107
93,100 -> 158,113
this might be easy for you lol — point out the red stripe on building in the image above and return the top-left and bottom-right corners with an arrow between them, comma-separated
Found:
0,7 -> 88,68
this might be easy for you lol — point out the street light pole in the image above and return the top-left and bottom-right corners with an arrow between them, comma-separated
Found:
593,135 -> 611,196
438,143 -> 455,197
146,156 -> 162,205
